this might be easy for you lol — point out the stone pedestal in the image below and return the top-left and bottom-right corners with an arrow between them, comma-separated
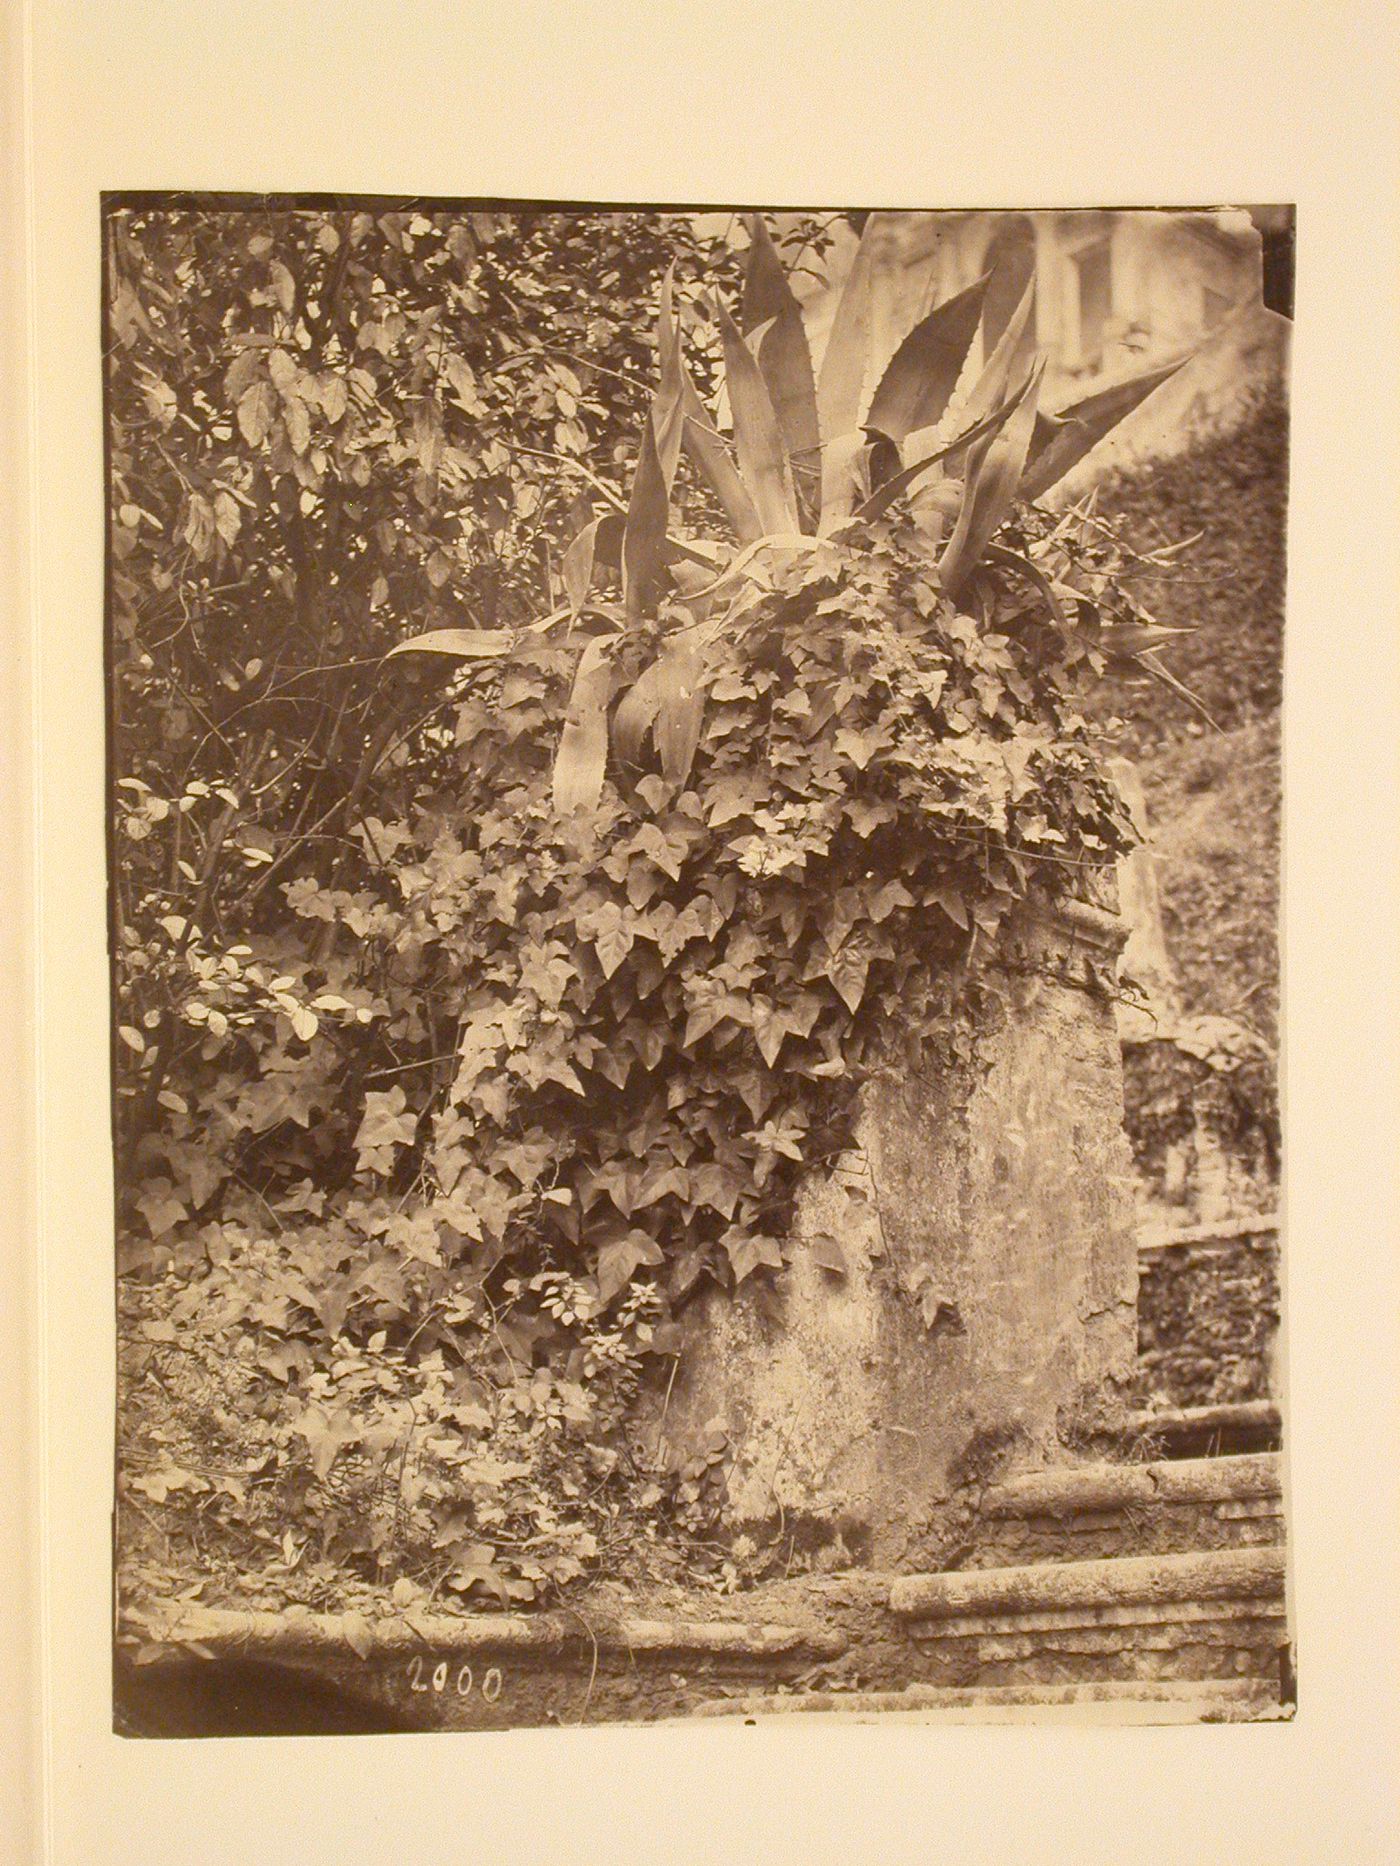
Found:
652,899 -> 1139,1566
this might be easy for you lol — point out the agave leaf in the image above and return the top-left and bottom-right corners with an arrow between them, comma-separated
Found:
653,263 -> 686,494
612,642 -> 708,788
1101,619 -> 1198,655
937,276 -> 1037,474
815,430 -> 868,536
863,272 -> 990,452
383,628 -> 514,663
815,218 -> 883,522
1125,649 -> 1220,730
1019,356 -> 1189,502
611,656 -> 667,771
938,362 -> 1045,600
852,372 -> 1040,525
681,530 -> 823,606
577,504 -> 719,583
979,542 -> 1070,632
741,217 -> 822,530
562,513 -> 625,618
653,642 -> 707,788
741,216 -> 795,333
716,300 -> 799,536
679,370 -> 764,543
552,636 -> 617,816
815,215 -> 879,442
621,412 -> 671,622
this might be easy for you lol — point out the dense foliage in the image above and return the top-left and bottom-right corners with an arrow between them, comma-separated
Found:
112,207 -> 1171,1612
1092,386 -> 1288,751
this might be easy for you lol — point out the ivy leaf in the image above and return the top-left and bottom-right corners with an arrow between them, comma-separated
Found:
353,1085 -> 419,1175
341,1611 -> 375,1661
808,1234 -> 849,1277
293,1405 -> 362,1481
135,1180 -> 188,1239
596,1230 -> 664,1305
824,944 -> 870,1015
751,1000 -> 791,1068
724,1231 -> 784,1284
926,882 -> 970,931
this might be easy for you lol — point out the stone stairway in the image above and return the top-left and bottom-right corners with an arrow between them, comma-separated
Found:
120,1447 -> 1290,1731
688,1451 -> 1290,1724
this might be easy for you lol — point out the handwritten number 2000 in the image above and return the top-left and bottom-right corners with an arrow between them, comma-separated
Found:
407,1655 -> 503,1701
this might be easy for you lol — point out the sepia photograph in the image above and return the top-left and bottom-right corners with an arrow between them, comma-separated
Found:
104,198 -> 1293,1737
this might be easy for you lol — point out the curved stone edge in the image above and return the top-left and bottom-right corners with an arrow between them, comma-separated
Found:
122,1603 -> 847,1663
982,1451 -> 1280,1519
889,1546 -> 1286,1622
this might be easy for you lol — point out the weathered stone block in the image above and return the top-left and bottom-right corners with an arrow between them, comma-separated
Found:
891,1547 -> 1287,1689
970,1451 -> 1283,1564
652,900 -> 1139,1566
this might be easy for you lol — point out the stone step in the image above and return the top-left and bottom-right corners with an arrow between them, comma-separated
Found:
117,1603 -> 847,1735
1125,1399 -> 1281,1458
689,1677 -> 1287,1724
889,1546 -> 1288,1691
970,1451 -> 1282,1566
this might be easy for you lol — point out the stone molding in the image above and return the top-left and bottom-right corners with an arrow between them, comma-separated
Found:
981,1451 -> 1279,1519
890,1545 -> 1284,1621
131,1604 -> 847,1662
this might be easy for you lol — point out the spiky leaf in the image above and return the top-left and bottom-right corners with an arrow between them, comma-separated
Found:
938,276 -> 1037,474
551,637 -> 616,816
679,384 -> 764,543
652,264 -> 686,494
562,512 -> 623,617
621,413 -> 671,621
863,271 -> 989,451
652,643 -> 707,788
716,301 -> 799,536
742,217 -> 821,529
852,380 -> 1040,526
815,216 -> 879,443
612,642 -> 706,783
938,362 -> 1044,599
1019,356 -> 1188,501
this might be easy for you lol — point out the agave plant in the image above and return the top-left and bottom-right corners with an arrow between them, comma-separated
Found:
388,212 -> 1199,807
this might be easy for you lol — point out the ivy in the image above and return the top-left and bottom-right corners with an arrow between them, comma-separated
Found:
111,210 -> 1163,1609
